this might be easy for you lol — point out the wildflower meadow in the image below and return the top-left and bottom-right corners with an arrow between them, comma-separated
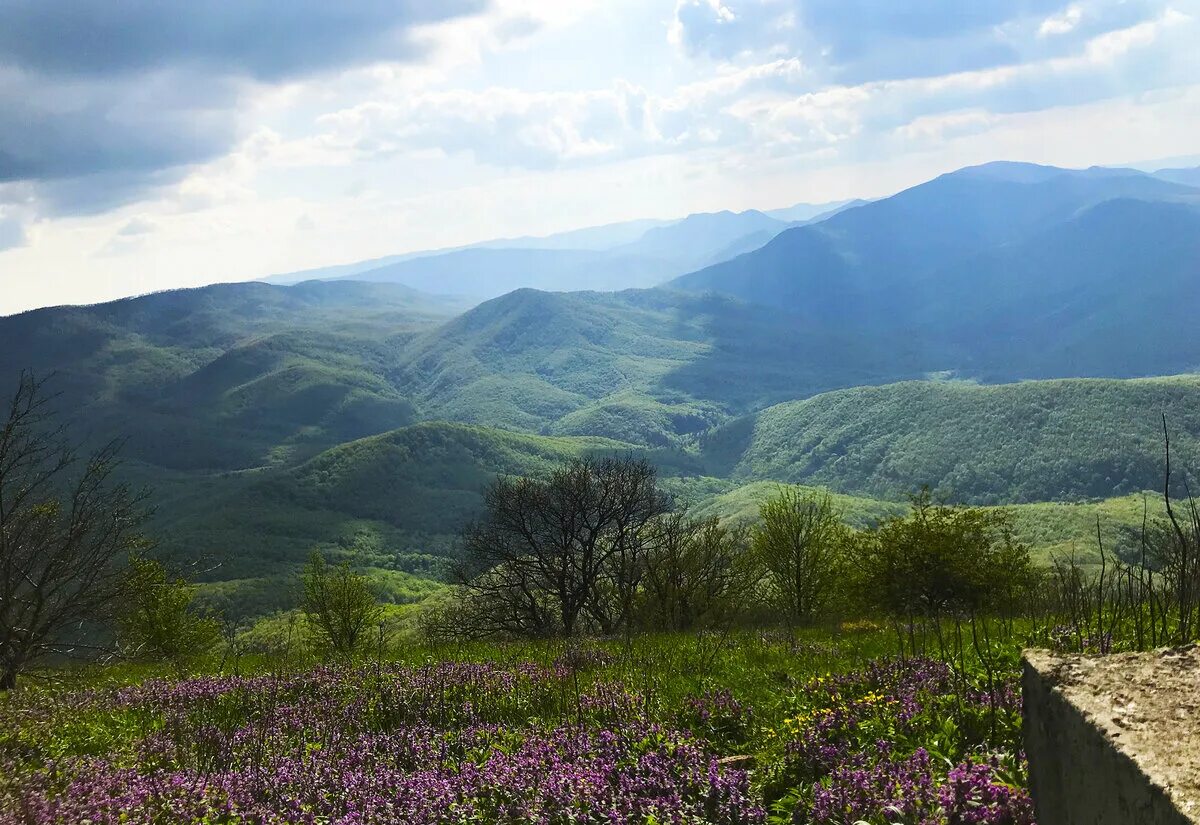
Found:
1,629 -> 1036,824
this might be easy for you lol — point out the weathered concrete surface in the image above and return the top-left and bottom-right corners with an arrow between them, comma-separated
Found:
1023,646 -> 1200,824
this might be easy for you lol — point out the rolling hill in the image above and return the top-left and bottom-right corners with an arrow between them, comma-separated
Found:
152,421 -> 703,618
6,160 -> 1200,619
162,412 -> 1183,620
0,281 -> 470,470
703,376 -> 1200,504
392,287 -> 925,437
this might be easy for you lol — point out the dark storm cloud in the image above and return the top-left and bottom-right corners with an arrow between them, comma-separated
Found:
0,1 -> 488,210
0,1 -> 488,79
0,69 -> 238,185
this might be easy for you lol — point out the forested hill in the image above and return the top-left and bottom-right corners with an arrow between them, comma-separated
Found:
4,161 -> 1200,614
702,377 -> 1200,504
0,281 -> 471,470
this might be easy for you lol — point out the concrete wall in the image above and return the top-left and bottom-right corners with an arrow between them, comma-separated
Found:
1023,647 -> 1200,825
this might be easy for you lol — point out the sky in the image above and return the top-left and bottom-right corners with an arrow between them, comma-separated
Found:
1,0 -> 1199,315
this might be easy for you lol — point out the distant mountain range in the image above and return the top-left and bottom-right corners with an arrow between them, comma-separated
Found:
263,200 -> 855,298
1153,166 -> 1200,187
670,161 -> 1200,376
5,159 -> 1200,613
10,160 -> 1200,464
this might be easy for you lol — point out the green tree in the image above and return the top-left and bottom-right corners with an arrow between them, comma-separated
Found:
300,552 -> 382,659
751,489 -> 848,625
118,554 -> 220,671
857,489 -> 1033,657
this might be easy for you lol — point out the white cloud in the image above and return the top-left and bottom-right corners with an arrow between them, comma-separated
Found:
315,83 -> 660,168
117,216 -> 157,236
1039,4 -> 1085,36
1083,5 -> 1190,61
305,4 -> 1198,174
895,110 -> 1002,145
4,0 -> 1200,314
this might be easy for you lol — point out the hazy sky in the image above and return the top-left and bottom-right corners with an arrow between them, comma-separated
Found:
2,0 -> 1199,315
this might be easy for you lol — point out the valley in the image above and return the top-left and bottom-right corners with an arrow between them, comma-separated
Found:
8,7 -> 1200,821
3,161 -> 1198,620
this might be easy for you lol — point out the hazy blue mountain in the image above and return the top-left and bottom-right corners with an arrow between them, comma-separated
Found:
691,197 -> 868,266
266,210 -> 793,295
615,210 -> 788,259
701,230 -> 778,267
288,210 -> 794,299
765,199 -> 861,222
474,217 -> 674,251
264,252 -> 436,285
698,201 -> 870,265
330,248 -> 667,299
670,163 -> 1198,329
264,217 -> 676,285
800,199 -> 871,223
1153,166 -> 1200,187
925,197 -> 1200,377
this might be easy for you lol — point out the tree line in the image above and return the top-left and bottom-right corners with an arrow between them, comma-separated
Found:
422,456 -> 1036,644
433,450 -> 1200,661
5,371 -> 1200,689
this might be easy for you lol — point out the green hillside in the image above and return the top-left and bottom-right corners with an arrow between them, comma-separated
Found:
707,376 -> 1200,503
0,281 -> 468,470
396,287 -> 920,440
151,422 -> 703,617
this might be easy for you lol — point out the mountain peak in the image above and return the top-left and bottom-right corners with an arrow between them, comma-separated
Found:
952,160 -> 1065,184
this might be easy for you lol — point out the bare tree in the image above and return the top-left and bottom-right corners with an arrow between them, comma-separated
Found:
454,456 -> 668,638
0,373 -> 150,690
1160,415 -> 1200,641
640,512 -> 754,631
